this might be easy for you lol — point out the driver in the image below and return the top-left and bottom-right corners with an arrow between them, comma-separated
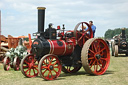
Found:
85,21 -> 96,37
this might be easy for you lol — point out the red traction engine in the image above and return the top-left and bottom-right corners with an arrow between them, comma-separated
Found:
20,7 -> 110,80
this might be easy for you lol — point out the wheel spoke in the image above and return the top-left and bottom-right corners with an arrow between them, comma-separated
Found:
97,47 -> 106,54
53,61 -> 57,65
47,71 -> 51,77
68,67 -> 71,72
50,71 -> 53,78
88,57 -> 94,60
23,65 -> 29,68
47,57 -> 51,64
95,61 -> 98,71
24,60 -> 29,65
88,53 -> 94,56
97,41 -> 101,52
93,44 -> 97,52
85,35 -> 89,39
53,69 -> 57,73
78,29 -> 89,42
97,61 -> 102,69
89,49 -> 95,54
100,57 -> 107,61
89,60 -> 93,65
90,60 -> 96,68
33,65 -> 38,68
33,68 -> 36,75
77,30 -> 83,35
99,59 -> 103,66
94,61 -> 96,71
78,35 -> 84,42
43,61 -> 47,66
25,68 -> 30,73
29,69 -> 31,75
50,57 -> 54,62
42,69 -> 48,75
34,68 -> 38,72
88,53 -> 91,56
41,66 -> 48,69
66,66 -> 69,71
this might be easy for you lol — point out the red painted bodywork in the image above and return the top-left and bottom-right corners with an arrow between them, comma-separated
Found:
47,38 -> 76,56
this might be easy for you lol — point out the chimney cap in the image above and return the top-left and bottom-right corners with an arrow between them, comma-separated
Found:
122,28 -> 126,30
37,7 -> 46,10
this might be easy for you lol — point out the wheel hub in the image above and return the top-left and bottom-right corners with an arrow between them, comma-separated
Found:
49,65 -> 54,70
95,54 -> 101,59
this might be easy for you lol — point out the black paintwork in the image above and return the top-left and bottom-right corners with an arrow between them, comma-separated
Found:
59,45 -> 82,67
31,38 -> 50,60
38,9 -> 45,37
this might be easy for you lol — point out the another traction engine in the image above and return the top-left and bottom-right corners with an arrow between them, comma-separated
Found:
3,39 -> 28,71
111,28 -> 128,57
20,7 -> 110,80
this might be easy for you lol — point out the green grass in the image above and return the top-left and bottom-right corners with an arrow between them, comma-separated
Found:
0,55 -> 128,85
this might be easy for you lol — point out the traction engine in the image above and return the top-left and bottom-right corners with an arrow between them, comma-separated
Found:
20,7 -> 110,80
111,28 -> 128,57
3,39 -> 28,71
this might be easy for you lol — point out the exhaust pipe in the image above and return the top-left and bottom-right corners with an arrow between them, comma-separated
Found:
122,28 -> 125,38
37,7 -> 46,36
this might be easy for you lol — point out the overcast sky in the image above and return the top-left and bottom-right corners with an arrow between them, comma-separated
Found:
0,0 -> 128,37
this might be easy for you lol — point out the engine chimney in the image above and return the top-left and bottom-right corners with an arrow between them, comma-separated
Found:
37,7 -> 46,35
122,28 -> 125,38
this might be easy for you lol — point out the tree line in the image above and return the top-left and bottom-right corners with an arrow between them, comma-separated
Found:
104,28 -> 128,39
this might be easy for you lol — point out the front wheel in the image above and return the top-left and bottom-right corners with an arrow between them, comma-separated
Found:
81,38 -> 110,75
20,54 -> 38,78
38,54 -> 62,80
3,56 -> 11,71
114,45 -> 118,57
13,56 -> 20,71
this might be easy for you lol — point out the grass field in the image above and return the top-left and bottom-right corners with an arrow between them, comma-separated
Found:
0,55 -> 128,85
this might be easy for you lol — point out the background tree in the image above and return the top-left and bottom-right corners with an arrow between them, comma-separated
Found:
104,28 -> 128,39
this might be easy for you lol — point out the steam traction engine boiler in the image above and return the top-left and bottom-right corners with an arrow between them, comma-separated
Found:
20,7 -> 110,80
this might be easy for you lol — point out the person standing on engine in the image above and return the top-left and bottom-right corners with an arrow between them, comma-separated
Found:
89,21 -> 96,37
85,21 -> 96,37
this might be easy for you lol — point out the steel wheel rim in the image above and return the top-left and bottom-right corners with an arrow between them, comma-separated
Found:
21,54 -> 38,77
114,45 -> 118,57
3,57 -> 10,71
82,38 -> 110,75
39,54 -> 61,80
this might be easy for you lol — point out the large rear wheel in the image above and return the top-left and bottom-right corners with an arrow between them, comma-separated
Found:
74,22 -> 93,47
38,54 -> 62,80
20,54 -> 38,78
81,38 -> 110,75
